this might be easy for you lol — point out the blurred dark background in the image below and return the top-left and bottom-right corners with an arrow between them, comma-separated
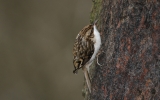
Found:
0,0 -> 92,100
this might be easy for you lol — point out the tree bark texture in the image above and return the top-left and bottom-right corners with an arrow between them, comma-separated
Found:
88,0 -> 160,100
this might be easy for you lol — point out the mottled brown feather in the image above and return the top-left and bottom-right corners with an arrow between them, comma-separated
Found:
73,24 -> 94,74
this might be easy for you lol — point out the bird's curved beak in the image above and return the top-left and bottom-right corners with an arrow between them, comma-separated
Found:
94,19 -> 99,25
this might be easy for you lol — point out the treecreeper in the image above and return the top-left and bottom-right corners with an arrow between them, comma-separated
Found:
72,20 -> 101,93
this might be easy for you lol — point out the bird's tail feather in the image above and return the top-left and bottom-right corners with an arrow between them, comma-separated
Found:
83,68 -> 91,93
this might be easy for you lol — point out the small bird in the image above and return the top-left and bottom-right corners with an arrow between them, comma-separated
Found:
72,20 -> 101,93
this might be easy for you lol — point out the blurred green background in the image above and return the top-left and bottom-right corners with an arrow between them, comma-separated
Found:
0,0 -> 92,100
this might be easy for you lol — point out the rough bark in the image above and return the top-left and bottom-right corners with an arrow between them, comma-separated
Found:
86,0 -> 160,100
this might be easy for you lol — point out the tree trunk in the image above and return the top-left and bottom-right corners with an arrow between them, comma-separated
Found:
86,0 -> 160,100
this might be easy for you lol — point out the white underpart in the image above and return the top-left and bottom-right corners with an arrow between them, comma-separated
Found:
86,25 -> 101,72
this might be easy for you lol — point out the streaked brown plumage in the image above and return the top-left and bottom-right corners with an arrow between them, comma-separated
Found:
72,21 -> 101,93
73,24 -> 94,74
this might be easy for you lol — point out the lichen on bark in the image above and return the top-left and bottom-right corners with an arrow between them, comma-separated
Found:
90,0 -> 102,23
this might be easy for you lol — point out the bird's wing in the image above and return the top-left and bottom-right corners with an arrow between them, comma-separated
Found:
73,25 -> 94,74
